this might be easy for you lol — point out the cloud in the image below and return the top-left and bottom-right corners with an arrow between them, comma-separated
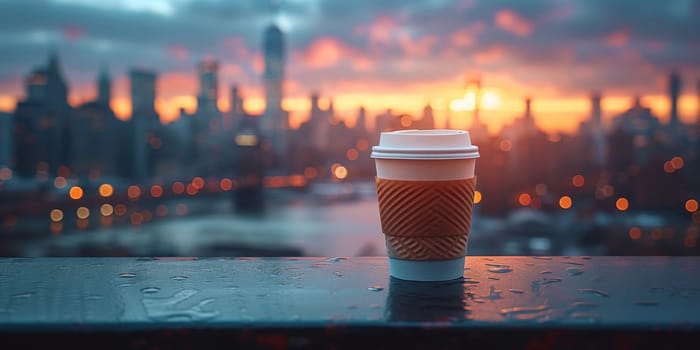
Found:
494,9 -> 534,37
0,0 -> 698,124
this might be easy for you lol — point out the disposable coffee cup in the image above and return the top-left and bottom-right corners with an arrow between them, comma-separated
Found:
371,129 -> 479,281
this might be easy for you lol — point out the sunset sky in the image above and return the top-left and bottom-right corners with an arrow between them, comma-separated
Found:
0,0 -> 699,134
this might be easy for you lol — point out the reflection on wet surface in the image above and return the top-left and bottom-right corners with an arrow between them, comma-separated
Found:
0,256 -> 699,328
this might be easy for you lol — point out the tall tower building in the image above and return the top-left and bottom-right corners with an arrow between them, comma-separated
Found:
128,68 -> 158,180
197,60 -> 219,111
421,104 -> 435,129
696,79 -> 700,123
355,106 -> 367,132
669,71 -> 681,126
0,112 -> 11,169
13,52 -> 70,176
262,24 -> 287,164
589,92 -> 606,167
591,92 -> 602,126
129,68 -> 157,122
97,65 -> 111,107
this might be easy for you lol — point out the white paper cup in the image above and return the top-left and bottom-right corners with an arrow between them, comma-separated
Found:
371,130 -> 479,281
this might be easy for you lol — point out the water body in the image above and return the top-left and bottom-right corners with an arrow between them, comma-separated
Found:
17,181 -> 592,257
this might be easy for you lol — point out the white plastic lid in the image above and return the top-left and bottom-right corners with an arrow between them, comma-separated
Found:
371,129 -> 480,160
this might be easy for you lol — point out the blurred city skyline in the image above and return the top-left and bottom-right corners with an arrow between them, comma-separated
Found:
1,0 -> 699,134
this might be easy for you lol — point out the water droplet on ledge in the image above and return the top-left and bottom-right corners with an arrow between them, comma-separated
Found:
325,257 -> 347,262
485,263 -> 510,268
119,272 -> 137,278
570,301 -> 600,309
172,276 -> 188,281
500,305 -> 550,321
141,287 -> 161,294
368,285 -> 384,292
577,288 -> 609,298
488,267 -> 513,273
566,267 -> 584,276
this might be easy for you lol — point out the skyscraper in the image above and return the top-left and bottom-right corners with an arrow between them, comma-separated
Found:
129,68 -> 157,123
128,68 -> 158,180
97,65 -> 111,107
197,60 -> 219,112
262,24 -> 287,165
669,71 -> 681,126
0,112 -> 11,168
589,92 -> 606,167
13,52 -> 71,176
70,67 -> 121,179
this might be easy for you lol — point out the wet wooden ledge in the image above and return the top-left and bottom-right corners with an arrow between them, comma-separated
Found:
1,256 -> 699,349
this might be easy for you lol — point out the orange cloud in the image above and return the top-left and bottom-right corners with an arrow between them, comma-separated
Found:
451,29 -> 475,47
398,34 -> 438,57
302,37 -> 346,68
167,44 -> 189,61
473,46 -> 506,64
604,29 -> 629,47
495,9 -> 534,37
355,16 -> 398,46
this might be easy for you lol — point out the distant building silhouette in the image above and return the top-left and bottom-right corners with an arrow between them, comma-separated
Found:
97,65 -> 111,106
0,112 -> 10,168
610,96 -> 662,165
578,92 -> 607,167
229,85 -> 244,126
13,52 -> 71,176
70,67 -> 122,179
261,24 -> 288,168
416,103 -> 435,130
128,68 -> 158,180
669,71 -> 681,126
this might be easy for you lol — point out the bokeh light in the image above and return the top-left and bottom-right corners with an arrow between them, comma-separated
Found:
50,209 -> 63,222
76,207 -> 90,219
616,197 -> 629,211
518,193 -> 531,206
99,184 -> 114,197
69,186 -> 83,200
474,190 -> 482,204
686,199 -> 699,213
559,195 -> 572,209
572,175 -> 585,187
100,204 -> 114,216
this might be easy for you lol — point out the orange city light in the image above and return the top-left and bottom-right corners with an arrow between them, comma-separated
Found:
172,181 -> 185,194
629,227 -> 642,240
686,199 -> 699,213
559,195 -> 572,209
518,193 -> 531,206
671,156 -> 684,170
69,186 -> 83,200
333,165 -> 348,180
192,177 -> 205,190
474,190 -> 482,204
99,184 -> 114,197
50,209 -> 64,222
127,185 -> 141,200
571,175 -> 584,187
616,197 -> 629,211
220,178 -> 233,191
150,185 -> 163,198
